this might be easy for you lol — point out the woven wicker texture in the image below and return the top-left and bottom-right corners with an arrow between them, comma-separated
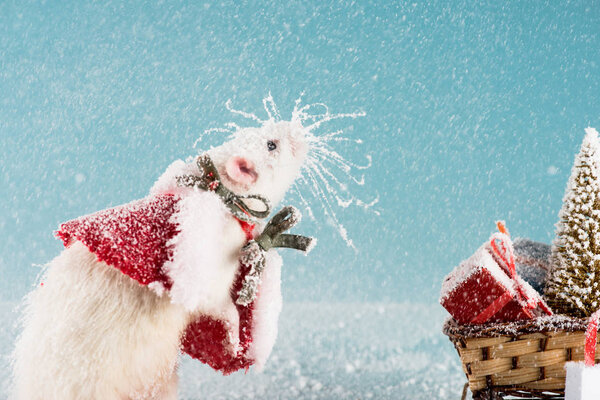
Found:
444,317 -> 600,399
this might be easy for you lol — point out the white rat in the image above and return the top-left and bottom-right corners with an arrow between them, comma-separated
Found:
12,119 -> 310,400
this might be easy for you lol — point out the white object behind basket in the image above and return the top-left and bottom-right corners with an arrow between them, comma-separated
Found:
565,362 -> 600,400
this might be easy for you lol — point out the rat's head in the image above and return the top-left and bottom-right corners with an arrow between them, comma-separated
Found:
207,120 -> 309,206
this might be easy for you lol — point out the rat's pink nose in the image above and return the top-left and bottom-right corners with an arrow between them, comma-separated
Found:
225,156 -> 258,185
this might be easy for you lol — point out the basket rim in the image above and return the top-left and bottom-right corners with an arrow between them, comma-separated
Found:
443,315 -> 590,339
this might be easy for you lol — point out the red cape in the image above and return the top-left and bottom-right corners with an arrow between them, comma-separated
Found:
56,194 -> 258,374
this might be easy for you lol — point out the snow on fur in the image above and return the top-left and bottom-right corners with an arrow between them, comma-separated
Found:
247,249 -> 283,370
56,195 -> 179,289
12,242 -> 188,399
163,190 -> 233,312
13,98 -> 329,398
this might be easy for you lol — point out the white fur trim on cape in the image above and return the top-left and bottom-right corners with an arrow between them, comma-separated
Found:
163,190 -> 232,312
247,249 -> 283,370
151,158 -> 282,369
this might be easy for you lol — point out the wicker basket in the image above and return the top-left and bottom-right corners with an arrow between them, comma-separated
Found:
443,316 -> 599,400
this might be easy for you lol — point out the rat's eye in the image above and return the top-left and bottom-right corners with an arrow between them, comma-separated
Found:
267,140 -> 277,152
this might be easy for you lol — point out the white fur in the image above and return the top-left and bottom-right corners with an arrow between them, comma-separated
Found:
12,192 -> 250,400
12,242 -> 188,400
13,120 -> 308,399
208,120 -> 308,206
164,190 -> 244,314
247,250 -> 283,370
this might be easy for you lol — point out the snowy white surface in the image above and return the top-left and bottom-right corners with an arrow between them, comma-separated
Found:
565,362 -> 600,400
0,302 -> 465,399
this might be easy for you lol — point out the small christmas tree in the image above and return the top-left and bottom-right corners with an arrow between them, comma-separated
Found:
545,128 -> 600,317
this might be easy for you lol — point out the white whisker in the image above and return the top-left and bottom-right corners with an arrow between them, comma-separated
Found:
224,122 -> 242,131
310,158 -> 349,192
310,149 -> 356,177
311,146 -> 372,172
356,196 -> 380,215
310,129 -> 344,141
293,180 -> 316,221
225,99 -> 263,123
304,166 -> 356,249
295,103 -> 331,121
305,110 -> 366,131
196,95 -> 373,248
310,163 -> 354,208
308,159 -> 358,208
292,92 -> 305,116
308,130 -> 363,144
194,127 -> 235,148
263,92 -> 281,121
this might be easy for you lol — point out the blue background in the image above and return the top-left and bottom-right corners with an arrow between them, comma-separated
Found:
1,0 -> 599,305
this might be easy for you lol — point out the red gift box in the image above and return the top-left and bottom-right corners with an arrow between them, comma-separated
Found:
440,223 -> 552,325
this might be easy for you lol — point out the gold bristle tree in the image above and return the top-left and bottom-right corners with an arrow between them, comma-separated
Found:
545,128 -> 600,317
